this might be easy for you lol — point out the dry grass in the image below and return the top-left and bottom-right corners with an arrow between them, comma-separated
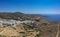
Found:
0,26 -> 20,36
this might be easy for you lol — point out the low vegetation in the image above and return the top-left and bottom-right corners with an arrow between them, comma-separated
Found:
0,12 -> 59,37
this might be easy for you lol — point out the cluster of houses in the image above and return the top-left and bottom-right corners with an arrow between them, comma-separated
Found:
0,18 -> 35,27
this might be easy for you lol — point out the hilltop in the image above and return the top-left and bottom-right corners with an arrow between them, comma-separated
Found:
0,12 -> 45,21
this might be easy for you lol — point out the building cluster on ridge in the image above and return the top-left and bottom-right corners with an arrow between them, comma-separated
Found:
0,18 -> 35,27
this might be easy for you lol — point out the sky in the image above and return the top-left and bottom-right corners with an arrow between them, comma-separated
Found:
0,0 -> 60,14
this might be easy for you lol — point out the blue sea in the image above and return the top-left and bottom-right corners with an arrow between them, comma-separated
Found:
41,14 -> 60,22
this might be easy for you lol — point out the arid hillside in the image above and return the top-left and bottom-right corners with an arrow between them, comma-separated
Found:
0,12 -> 60,37
0,12 -> 45,21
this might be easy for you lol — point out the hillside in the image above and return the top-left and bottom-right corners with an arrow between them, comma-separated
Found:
0,12 -> 60,37
0,24 -> 40,37
0,12 -> 44,21
0,22 -> 60,37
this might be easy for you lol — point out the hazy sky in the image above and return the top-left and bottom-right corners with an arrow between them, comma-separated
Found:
0,0 -> 60,14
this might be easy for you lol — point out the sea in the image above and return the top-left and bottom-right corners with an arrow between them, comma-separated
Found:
41,14 -> 60,22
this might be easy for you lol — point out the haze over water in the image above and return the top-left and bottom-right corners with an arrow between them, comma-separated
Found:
42,14 -> 60,22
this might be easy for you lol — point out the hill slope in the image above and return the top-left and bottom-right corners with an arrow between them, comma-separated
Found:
0,12 -> 44,21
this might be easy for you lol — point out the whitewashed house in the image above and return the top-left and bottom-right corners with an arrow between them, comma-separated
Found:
0,18 -> 35,27
0,20 -> 3,27
22,20 -> 35,24
0,19 -> 18,27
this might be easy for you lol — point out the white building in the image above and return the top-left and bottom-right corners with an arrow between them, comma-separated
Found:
0,19 -> 20,27
0,18 -> 34,27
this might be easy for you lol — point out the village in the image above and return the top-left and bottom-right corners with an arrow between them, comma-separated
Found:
0,18 -> 35,27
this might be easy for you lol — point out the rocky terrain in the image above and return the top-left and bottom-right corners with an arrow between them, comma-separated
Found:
0,12 -> 60,37
0,12 -> 45,21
